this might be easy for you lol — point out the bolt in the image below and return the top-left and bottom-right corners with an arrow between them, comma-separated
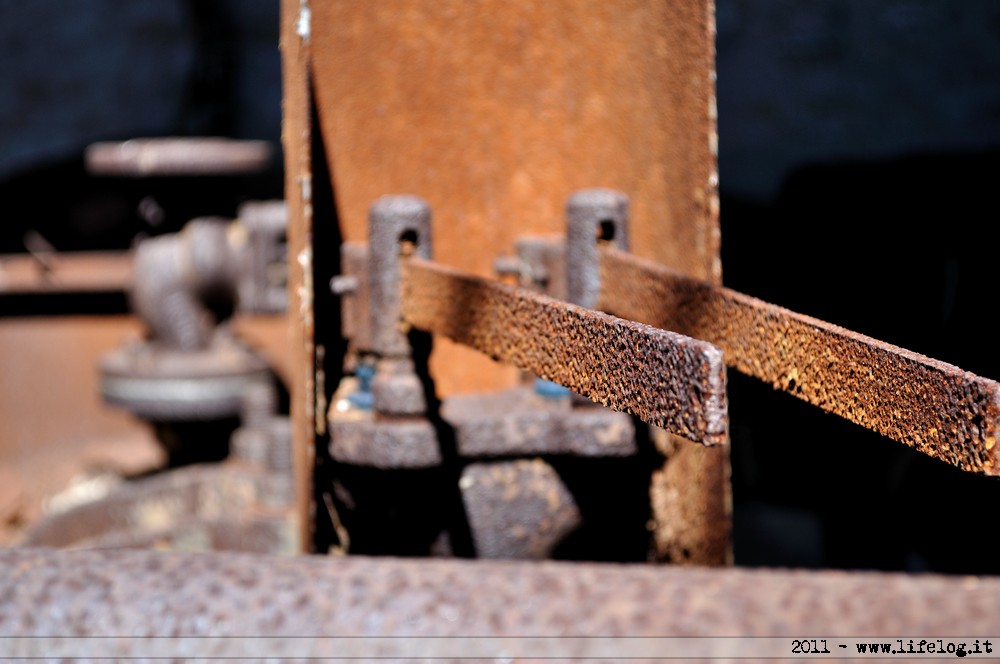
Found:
330,275 -> 359,295
566,189 -> 629,309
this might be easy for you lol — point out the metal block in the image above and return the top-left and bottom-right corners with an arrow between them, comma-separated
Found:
329,418 -> 441,469
371,358 -> 427,416
443,388 -> 635,457
459,459 -> 581,559
99,335 -> 272,421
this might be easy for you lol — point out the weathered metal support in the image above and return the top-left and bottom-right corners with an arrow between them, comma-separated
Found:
566,188 -> 630,309
442,388 -> 636,457
401,257 -> 728,446
328,196 -> 441,470
600,247 -> 1000,475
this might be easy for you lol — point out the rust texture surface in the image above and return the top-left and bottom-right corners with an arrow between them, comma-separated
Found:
280,0 -> 316,551
601,248 -> 1000,475
442,387 -> 637,457
460,459 -> 582,559
308,0 -> 719,397
3,547 -> 1000,657
402,258 -> 728,445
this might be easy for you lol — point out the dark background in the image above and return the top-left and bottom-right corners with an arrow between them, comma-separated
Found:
2,0 -> 999,573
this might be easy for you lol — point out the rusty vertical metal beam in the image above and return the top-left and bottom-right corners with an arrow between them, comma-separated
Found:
307,0 -> 722,397
280,0 -> 313,551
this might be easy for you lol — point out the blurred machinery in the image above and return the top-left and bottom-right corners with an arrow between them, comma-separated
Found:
4,137 -> 297,553
3,2 -> 1000,660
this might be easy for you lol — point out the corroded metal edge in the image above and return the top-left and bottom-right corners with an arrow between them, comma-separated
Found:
402,258 -> 727,446
2,547 -> 999,642
600,248 -> 1000,475
280,0 -> 315,552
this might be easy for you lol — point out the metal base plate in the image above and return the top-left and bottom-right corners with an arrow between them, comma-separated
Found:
100,336 -> 271,421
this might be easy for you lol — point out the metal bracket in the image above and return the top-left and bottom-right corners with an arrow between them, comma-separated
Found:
566,188 -> 630,309
328,195 -> 440,469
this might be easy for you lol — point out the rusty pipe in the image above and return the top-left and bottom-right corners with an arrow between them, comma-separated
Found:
3,547 -> 999,656
130,218 -> 238,351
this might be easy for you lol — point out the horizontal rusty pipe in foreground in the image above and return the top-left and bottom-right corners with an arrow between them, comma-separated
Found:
401,257 -> 728,446
1,547 -> 999,660
600,247 -> 1000,475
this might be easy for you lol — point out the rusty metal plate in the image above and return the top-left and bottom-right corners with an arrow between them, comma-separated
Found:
600,247 -> 1000,475
442,387 -> 637,457
307,0 -> 719,397
328,417 -> 442,469
402,258 -> 727,445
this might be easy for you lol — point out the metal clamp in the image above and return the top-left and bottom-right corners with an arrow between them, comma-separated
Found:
328,195 -> 440,468
566,188 -> 629,309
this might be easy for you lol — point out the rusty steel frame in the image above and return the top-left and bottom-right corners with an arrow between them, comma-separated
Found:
285,0 -> 731,563
402,257 -> 728,446
3,546 -> 1000,656
599,247 -> 1000,476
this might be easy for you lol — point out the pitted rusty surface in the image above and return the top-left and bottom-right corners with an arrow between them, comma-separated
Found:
3,547 -> 1000,654
329,417 -> 442,469
372,358 -> 428,416
566,188 -> 630,309
402,258 -> 728,446
600,248 -> 1000,475
369,195 -> 433,358
460,459 -> 582,559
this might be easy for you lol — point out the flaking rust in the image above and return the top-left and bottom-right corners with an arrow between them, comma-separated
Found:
401,257 -> 728,446
600,247 -> 1000,475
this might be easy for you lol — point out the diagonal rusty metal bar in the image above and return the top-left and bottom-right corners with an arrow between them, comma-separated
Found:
599,247 -> 1000,475
401,257 -> 728,446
